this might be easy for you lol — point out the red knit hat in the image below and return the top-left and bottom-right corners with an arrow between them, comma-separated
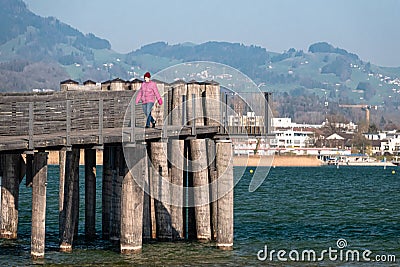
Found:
144,72 -> 151,78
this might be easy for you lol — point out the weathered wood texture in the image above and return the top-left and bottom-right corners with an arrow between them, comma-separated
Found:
102,145 -> 113,240
84,149 -> 96,239
60,148 -> 80,252
31,152 -> 48,259
142,143 -> 152,240
169,139 -> 184,240
58,150 -> 66,239
206,139 -> 218,241
110,146 -> 123,241
0,154 -> 21,239
190,139 -> 211,241
204,82 -> 221,126
120,144 -> 147,253
150,141 -> 172,241
215,141 -> 234,250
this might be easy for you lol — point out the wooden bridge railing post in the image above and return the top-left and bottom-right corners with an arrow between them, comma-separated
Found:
66,100 -> 71,148
98,99 -> 104,145
28,102 -> 34,150
31,151 -> 48,259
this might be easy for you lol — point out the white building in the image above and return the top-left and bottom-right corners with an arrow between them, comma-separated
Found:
228,112 -> 264,127
380,133 -> 400,155
270,129 -> 314,149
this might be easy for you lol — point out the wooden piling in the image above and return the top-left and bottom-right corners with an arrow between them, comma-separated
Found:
215,140 -> 234,250
169,139 -> 184,240
187,82 -> 211,241
190,139 -> 211,241
0,154 -> 21,239
102,145 -> 113,240
204,82 -> 221,126
120,144 -> 146,254
206,139 -> 218,241
60,148 -> 80,252
31,152 -> 48,259
25,154 -> 33,187
142,144 -> 152,240
84,148 -> 96,239
110,146 -> 123,241
59,149 -> 66,239
150,141 -> 172,241
168,82 -> 186,240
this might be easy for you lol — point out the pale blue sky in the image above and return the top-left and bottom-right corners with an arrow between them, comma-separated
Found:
23,0 -> 400,67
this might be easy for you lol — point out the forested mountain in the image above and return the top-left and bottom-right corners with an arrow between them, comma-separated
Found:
0,0 -> 399,128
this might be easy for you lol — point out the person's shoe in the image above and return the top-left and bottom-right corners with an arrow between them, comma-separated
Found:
152,121 -> 156,128
145,125 -> 150,128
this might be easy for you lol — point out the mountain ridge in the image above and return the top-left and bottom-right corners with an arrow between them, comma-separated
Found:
1,0 -> 399,127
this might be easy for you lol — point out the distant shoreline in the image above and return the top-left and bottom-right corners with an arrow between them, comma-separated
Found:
47,151 -> 323,167
233,155 -> 323,167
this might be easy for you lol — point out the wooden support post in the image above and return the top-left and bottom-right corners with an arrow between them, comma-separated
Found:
84,148 -> 96,240
120,143 -> 147,254
0,154 -> 21,239
150,141 -> 172,241
215,140 -> 234,250
190,139 -> 211,241
59,149 -> 66,239
102,145 -> 113,240
169,139 -> 184,240
204,81 -> 221,126
25,153 -> 34,187
184,141 -> 196,240
60,148 -> 80,252
110,146 -> 123,241
206,139 -> 218,241
187,82 -> 211,241
168,83 -> 186,240
142,144 -> 152,241
31,152 -> 48,259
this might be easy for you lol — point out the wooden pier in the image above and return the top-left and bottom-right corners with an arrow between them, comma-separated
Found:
0,79 -> 234,258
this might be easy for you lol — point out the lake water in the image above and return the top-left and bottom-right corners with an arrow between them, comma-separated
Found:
0,166 -> 399,266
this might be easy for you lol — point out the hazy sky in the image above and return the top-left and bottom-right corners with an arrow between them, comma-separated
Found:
23,0 -> 400,67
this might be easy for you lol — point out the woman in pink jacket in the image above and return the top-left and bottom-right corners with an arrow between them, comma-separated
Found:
135,72 -> 163,128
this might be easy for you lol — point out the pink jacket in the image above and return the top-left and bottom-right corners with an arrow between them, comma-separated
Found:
135,81 -> 162,104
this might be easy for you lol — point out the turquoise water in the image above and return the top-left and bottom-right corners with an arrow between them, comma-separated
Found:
0,166 -> 399,266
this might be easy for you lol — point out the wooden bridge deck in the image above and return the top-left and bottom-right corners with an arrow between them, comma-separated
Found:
0,125 -> 220,152
0,81 -> 237,259
0,90 -> 223,153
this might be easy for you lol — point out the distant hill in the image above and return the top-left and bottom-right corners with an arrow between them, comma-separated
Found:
0,0 -> 117,91
0,0 -> 399,128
